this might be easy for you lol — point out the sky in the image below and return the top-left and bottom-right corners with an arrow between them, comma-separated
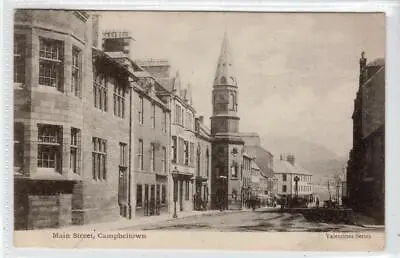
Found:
99,12 -> 385,157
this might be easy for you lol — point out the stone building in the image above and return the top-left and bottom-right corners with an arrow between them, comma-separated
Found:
136,60 -> 200,216
347,52 -> 385,223
274,154 -> 313,199
241,133 -> 275,195
103,38 -> 172,218
13,10 -> 132,229
241,153 -> 253,207
210,32 -> 244,210
13,10 -> 172,229
194,116 -> 212,210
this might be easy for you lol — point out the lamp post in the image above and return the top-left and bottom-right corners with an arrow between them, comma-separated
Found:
294,176 -> 300,198
172,172 -> 178,218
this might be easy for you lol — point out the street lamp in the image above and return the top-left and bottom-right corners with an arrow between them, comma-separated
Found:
172,171 -> 178,219
294,176 -> 300,198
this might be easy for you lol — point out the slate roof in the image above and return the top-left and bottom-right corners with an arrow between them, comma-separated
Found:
243,145 -> 273,178
273,158 -> 312,176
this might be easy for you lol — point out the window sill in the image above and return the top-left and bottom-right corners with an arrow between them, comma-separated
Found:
14,83 -> 25,90
35,85 -> 63,94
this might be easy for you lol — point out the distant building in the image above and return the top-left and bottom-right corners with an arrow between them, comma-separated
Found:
347,52 -> 385,223
274,154 -> 313,199
241,133 -> 275,195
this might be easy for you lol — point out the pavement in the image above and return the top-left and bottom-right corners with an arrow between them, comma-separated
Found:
24,206 -> 384,232
45,209 -> 232,232
119,208 -> 384,232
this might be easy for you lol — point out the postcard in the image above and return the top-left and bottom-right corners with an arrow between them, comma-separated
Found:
12,10 -> 385,251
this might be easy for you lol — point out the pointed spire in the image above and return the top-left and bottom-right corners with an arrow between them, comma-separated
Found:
213,30 -> 237,87
172,69 -> 181,95
186,83 -> 193,105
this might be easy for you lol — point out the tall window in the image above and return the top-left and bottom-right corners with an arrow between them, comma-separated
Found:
162,146 -> 167,174
178,137 -> 184,164
14,122 -> 24,168
92,137 -> 107,180
14,35 -> 26,84
229,93 -> 236,111
206,149 -> 210,177
197,145 -> 201,176
113,80 -> 125,118
163,112 -> 167,133
39,38 -> 63,90
70,128 -> 81,174
138,139 -> 143,170
138,96 -> 144,124
151,103 -> 156,128
71,47 -> 81,97
189,142 -> 194,166
136,184 -> 143,207
181,109 -> 185,127
37,124 -> 62,171
93,69 -> 107,111
171,136 -> 177,163
231,164 -> 238,179
184,141 -> 189,165
117,142 -> 127,167
150,143 -> 155,172
119,142 -> 128,202
175,104 -> 181,124
282,174 -> 287,181
282,185 -> 287,193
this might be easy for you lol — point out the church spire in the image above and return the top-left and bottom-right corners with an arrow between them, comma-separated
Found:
213,30 -> 237,87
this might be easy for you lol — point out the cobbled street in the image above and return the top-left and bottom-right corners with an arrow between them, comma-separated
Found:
120,210 -> 383,232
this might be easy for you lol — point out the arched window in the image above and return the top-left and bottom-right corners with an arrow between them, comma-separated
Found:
220,76 -> 227,84
231,163 -> 238,179
197,145 -> 201,176
229,93 -> 236,111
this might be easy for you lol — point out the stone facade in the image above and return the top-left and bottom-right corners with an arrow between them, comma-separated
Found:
13,10 -> 174,229
347,53 -> 385,223
194,117 -> 212,210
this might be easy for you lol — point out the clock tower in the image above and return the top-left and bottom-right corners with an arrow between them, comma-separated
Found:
210,31 -> 244,210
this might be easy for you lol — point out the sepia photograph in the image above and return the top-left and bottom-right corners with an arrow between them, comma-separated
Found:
12,10 -> 385,250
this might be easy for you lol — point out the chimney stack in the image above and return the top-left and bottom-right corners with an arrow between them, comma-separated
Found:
286,154 -> 295,165
359,51 -> 367,86
91,13 -> 101,48
102,30 -> 134,56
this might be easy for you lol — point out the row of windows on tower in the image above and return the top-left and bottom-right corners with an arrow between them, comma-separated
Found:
213,93 -> 237,112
